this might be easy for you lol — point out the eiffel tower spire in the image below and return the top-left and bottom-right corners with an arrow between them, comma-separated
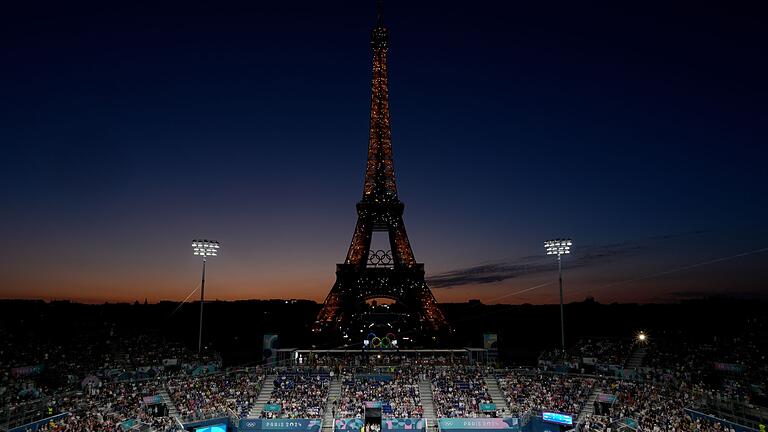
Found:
376,0 -> 384,27
364,0 -> 395,203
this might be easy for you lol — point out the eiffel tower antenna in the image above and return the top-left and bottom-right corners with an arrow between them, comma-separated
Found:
376,0 -> 384,26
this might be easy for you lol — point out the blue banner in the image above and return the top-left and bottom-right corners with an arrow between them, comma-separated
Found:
195,424 -> 227,432
240,419 -> 322,432
479,403 -> 497,412
184,417 -> 231,431
264,404 -> 282,413
542,412 -> 572,426
240,419 -> 262,432
438,418 -> 520,432
121,419 -> 138,431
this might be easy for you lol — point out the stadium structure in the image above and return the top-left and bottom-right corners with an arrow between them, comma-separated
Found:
3,334 -> 767,432
1,3 -> 766,432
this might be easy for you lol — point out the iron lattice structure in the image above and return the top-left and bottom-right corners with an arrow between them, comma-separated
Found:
315,4 -> 447,335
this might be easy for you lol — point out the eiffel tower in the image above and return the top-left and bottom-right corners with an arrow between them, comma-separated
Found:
314,1 -> 447,337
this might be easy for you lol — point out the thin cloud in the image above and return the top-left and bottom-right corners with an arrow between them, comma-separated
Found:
428,261 -> 550,288
427,238 -> 656,289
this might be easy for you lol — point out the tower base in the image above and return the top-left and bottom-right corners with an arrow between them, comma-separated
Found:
314,264 -> 448,346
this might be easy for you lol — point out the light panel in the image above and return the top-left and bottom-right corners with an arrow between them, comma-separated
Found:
192,239 -> 220,257
545,238 -> 572,256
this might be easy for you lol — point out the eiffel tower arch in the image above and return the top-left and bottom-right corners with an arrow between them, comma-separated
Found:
314,1 -> 447,340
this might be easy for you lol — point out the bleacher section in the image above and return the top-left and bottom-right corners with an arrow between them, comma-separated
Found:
260,371 -> 330,418
429,367 -> 494,418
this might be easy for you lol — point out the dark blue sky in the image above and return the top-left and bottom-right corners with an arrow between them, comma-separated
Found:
1,1 -> 766,303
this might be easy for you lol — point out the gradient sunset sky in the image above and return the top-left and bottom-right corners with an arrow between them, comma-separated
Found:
1,1 -> 766,304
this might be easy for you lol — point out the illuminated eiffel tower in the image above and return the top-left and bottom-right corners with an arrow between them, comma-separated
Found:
314,1 -> 447,338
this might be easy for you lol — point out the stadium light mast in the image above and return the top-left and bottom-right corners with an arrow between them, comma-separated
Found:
192,239 -> 220,355
545,238 -> 572,357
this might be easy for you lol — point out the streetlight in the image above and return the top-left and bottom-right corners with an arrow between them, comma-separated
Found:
636,331 -> 648,344
545,238 -> 572,357
192,239 -> 220,354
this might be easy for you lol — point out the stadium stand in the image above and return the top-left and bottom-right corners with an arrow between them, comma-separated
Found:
2,337 -> 767,431
259,371 -> 330,418
337,366 -> 423,418
429,366 -> 494,418
497,371 -> 595,417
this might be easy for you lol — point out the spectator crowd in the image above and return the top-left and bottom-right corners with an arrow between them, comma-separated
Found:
429,367 -> 494,418
261,373 -> 330,418
497,371 -> 595,417
168,370 -> 264,420
337,366 -> 423,418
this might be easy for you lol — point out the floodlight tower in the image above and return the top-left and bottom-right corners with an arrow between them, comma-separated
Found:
545,238 -> 572,357
192,239 -> 220,354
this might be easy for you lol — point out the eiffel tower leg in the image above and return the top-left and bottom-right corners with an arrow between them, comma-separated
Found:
315,280 -> 344,329
345,217 -> 373,266
388,216 -> 416,266
413,281 -> 447,329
